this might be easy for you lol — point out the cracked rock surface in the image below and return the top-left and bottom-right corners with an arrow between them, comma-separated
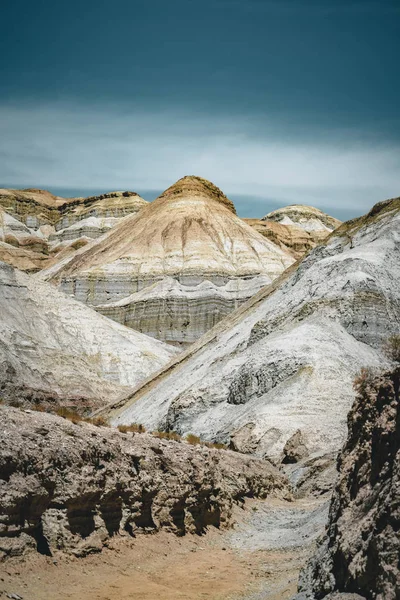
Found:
295,366 -> 399,600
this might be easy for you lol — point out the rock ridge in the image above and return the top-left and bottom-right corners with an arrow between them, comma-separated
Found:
0,406 -> 290,560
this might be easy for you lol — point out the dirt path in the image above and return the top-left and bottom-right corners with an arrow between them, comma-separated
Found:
0,498 -> 328,600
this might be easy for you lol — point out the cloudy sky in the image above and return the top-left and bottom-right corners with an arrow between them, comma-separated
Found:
1,0 -> 399,219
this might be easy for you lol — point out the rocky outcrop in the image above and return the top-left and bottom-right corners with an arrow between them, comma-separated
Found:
244,218 -> 325,259
46,176 -> 294,345
0,208 -> 50,272
102,198 -> 400,462
0,188 -> 147,229
296,366 -> 399,600
0,261 -> 178,412
263,204 -> 341,243
0,406 -> 290,559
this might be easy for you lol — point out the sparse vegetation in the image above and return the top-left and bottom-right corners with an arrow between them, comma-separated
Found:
71,238 -> 89,250
55,407 -> 109,427
118,423 -> 146,434
90,416 -> 108,427
55,407 -> 83,424
8,397 -> 22,408
353,367 -> 380,396
206,441 -> 228,450
153,430 -> 182,442
185,433 -> 201,445
383,334 -> 400,363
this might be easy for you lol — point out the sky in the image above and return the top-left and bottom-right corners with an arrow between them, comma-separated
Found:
0,0 -> 399,220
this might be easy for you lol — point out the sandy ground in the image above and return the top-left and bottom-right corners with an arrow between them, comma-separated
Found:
0,498 -> 327,600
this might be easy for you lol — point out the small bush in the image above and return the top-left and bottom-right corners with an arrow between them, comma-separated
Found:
8,398 -> 22,408
353,367 -> 378,396
4,234 -> 19,247
153,430 -> 181,442
206,442 -> 228,451
71,239 -> 88,250
56,407 -> 82,424
185,433 -> 201,445
118,423 -> 146,434
383,335 -> 400,363
90,416 -> 108,427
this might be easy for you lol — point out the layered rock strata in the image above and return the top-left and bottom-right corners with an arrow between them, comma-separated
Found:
102,198 -> 400,461
47,176 -> 294,345
296,366 -> 399,600
0,189 -> 148,272
0,261 -> 178,412
0,208 -> 50,272
244,217 -> 335,259
263,204 -> 341,243
0,406 -> 290,559
0,188 -> 147,229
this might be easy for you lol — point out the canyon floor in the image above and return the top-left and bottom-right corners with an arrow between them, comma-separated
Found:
0,496 -> 327,600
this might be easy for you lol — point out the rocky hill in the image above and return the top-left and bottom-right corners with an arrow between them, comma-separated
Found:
296,365 -> 399,600
0,261 -> 178,412
0,189 -> 148,272
101,198 -> 400,462
263,204 -> 341,241
46,176 -> 295,345
0,406 -> 290,560
243,218 -> 323,259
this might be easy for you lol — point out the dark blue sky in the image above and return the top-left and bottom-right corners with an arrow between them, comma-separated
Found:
1,0 -> 399,219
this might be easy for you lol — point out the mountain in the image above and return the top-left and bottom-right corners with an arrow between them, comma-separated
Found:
0,188 -> 148,272
47,176 -> 295,345
101,197 -> 400,462
0,261 -> 178,412
296,366 -> 400,600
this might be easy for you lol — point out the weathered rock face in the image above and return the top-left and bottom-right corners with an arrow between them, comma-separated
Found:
47,176 -> 294,345
0,189 -> 148,272
0,261 -> 178,412
0,406 -> 290,559
104,198 -> 400,462
0,208 -> 51,272
263,204 -> 341,243
243,218 -> 330,259
0,188 -> 147,229
296,366 -> 399,600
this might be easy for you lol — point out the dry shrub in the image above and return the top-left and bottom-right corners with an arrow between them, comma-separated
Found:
186,433 -> 201,445
383,335 -> 400,363
90,416 -> 108,427
117,423 -> 146,434
153,430 -> 181,442
4,234 -> 19,247
56,407 -> 82,424
19,235 -> 47,249
71,239 -> 88,250
205,441 -> 228,451
353,367 -> 380,397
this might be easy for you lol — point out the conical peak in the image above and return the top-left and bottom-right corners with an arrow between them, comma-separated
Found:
158,176 -> 236,214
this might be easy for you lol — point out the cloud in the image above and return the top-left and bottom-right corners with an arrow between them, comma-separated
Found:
0,103 -> 399,218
